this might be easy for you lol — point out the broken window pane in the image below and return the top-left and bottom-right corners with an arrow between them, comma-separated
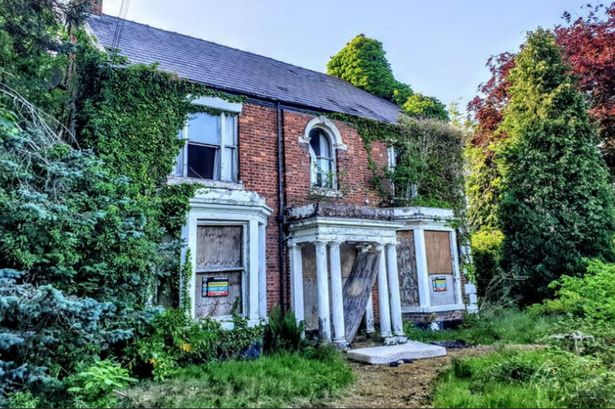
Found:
187,143 -> 218,179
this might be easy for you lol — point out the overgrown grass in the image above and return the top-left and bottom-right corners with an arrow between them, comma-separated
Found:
122,347 -> 354,408
405,308 -> 557,345
432,347 -> 615,408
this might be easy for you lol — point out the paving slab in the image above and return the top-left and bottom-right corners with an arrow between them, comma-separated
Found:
347,341 -> 447,365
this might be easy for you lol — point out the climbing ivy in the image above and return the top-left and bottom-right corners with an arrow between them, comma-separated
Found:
331,112 -> 465,212
73,39 -> 244,305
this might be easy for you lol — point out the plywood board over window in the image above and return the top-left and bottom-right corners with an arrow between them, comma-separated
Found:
425,230 -> 453,274
195,225 -> 243,318
425,230 -> 456,306
397,230 -> 419,307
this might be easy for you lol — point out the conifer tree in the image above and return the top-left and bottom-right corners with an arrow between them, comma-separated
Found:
497,29 -> 615,304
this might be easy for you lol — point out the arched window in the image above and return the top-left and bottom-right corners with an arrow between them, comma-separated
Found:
309,128 -> 336,188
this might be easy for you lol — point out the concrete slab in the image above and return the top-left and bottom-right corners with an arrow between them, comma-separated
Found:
347,341 -> 447,365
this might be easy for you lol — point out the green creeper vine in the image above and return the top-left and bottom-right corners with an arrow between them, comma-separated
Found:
330,112 -> 465,212
180,248 -> 192,314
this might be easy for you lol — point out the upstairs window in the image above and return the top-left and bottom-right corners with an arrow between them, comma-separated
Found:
174,112 -> 238,182
309,128 -> 336,188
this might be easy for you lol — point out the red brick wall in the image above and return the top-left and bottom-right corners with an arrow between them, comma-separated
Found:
237,102 -> 389,309
237,103 -> 281,311
282,110 -> 387,207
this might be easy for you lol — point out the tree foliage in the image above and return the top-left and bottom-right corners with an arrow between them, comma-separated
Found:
326,34 -> 449,121
496,29 -> 615,304
0,91 -> 157,306
0,269 -> 129,403
326,34 -> 403,101
402,93 -> 449,121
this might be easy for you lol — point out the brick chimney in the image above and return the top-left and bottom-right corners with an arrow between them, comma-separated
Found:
90,0 -> 103,15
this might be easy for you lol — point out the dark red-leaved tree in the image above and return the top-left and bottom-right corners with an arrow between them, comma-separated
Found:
556,3 -> 615,168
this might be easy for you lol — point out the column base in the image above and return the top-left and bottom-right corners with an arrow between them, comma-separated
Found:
383,335 -> 407,345
383,336 -> 397,345
333,338 -> 349,350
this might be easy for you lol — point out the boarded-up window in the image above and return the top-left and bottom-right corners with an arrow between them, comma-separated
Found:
425,230 -> 456,305
397,231 -> 419,307
425,231 -> 453,274
195,225 -> 243,318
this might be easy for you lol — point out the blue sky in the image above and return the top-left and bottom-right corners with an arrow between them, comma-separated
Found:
103,0 -> 591,112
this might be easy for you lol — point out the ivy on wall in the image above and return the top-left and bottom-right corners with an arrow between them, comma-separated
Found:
73,41 -> 244,305
331,112 -> 465,212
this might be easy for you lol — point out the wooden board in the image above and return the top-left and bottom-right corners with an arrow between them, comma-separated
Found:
196,225 -> 242,271
343,250 -> 380,343
425,230 -> 453,274
397,231 -> 420,307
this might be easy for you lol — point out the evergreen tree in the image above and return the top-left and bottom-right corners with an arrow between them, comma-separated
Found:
497,29 -> 615,304
327,34 -> 403,100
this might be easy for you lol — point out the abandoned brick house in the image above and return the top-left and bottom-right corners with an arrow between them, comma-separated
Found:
86,10 -> 471,347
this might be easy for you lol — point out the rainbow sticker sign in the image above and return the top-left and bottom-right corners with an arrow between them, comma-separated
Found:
204,277 -> 229,297
432,276 -> 448,292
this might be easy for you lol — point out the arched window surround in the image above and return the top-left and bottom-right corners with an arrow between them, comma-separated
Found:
299,116 -> 346,190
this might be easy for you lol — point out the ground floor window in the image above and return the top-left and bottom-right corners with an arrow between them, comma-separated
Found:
194,224 -> 244,318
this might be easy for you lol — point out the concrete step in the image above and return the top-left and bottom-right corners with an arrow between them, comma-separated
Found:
347,341 -> 447,365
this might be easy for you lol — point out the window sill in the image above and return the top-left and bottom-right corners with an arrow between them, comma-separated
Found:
309,187 -> 342,198
167,175 -> 244,190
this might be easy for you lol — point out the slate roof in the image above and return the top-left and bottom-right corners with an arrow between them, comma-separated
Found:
86,14 -> 401,123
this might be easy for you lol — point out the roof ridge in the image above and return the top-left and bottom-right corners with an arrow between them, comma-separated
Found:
95,13 -> 399,110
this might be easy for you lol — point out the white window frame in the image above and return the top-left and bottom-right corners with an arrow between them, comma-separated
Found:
195,221 -> 248,320
175,112 -> 238,182
308,127 -> 337,189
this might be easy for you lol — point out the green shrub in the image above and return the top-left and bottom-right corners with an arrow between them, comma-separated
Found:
541,258 -> 615,322
125,309 -> 263,380
66,360 -> 136,408
0,269 -> 131,402
470,229 -> 505,299
263,308 -> 305,354
5,390 -> 40,408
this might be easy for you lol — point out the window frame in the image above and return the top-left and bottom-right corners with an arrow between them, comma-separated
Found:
195,221 -> 248,319
174,111 -> 238,182
308,126 -> 337,189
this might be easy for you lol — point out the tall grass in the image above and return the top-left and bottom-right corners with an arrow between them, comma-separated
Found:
405,308 -> 557,345
432,347 -> 615,408
123,347 -> 353,408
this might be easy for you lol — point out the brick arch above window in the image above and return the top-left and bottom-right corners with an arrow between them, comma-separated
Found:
299,116 -> 347,151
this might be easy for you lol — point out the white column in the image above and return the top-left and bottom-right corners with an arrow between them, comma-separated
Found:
315,240 -> 332,342
450,230 -> 463,306
376,244 -> 392,339
258,222 -> 267,320
289,242 -> 305,324
386,243 -> 406,339
185,216 -> 198,319
329,241 -> 346,347
248,219 -> 259,322
414,228 -> 431,308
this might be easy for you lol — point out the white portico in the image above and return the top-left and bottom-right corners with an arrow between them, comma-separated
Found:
182,187 -> 272,328
287,203 -> 407,347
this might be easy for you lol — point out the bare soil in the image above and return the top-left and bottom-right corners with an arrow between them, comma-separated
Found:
328,346 -> 492,408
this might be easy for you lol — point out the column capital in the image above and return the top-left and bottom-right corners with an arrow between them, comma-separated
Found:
385,242 -> 398,249
314,239 -> 328,248
328,240 -> 342,247
374,243 -> 385,251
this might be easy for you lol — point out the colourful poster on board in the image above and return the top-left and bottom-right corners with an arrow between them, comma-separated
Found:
203,277 -> 229,297
432,276 -> 448,292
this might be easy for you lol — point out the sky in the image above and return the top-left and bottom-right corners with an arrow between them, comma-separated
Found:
103,0 -> 592,113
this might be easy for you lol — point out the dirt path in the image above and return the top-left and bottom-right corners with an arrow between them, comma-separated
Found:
329,346 -> 491,408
